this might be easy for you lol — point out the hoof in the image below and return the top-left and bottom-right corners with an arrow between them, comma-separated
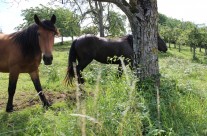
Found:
43,101 -> 52,108
78,78 -> 85,84
6,107 -> 14,112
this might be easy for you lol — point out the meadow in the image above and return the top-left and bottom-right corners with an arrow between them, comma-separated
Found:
0,42 -> 207,136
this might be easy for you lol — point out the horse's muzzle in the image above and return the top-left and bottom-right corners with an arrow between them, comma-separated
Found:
43,55 -> 53,65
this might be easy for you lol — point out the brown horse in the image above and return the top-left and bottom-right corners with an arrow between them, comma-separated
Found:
0,14 -> 58,112
65,34 -> 167,85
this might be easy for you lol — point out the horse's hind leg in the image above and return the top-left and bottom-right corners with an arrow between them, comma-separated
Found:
29,71 -> 50,108
76,59 -> 93,84
6,72 -> 19,112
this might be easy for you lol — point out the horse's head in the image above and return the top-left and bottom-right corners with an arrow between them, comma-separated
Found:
158,35 -> 168,53
34,14 -> 58,65
126,34 -> 168,53
126,34 -> 133,49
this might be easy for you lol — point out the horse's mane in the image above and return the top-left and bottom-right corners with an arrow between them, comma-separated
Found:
121,34 -> 133,49
11,24 -> 40,57
11,20 -> 57,58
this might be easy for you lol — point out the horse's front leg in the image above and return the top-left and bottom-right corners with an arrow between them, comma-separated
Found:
117,63 -> 123,78
29,70 -> 51,108
6,72 -> 19,112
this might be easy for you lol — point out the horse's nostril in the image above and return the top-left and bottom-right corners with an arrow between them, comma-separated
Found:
43,55 -> 53,65
43,55 -> 46,61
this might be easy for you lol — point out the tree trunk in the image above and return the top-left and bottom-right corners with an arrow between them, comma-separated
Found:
168,39 -> 171,49
89,0 -> 105,37
61,36 -> 64,45
205,47 -> 207,56
174,43 -> 176,48
130,10 -> 159,82
93,0 -> 160,84
96,2 -> 105,37
178,44 -> 181,52
193,44 -> 196,60
72,36 -> 74,42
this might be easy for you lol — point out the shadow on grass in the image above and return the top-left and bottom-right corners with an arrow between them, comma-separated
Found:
158,51 -> 174,59
139,78 -> 207,135
191,56 -> 207,64
0,111 -> 31,135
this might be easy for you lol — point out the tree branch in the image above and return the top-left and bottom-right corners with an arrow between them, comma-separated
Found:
93,0 -> 118,3
93,0 -> 133,20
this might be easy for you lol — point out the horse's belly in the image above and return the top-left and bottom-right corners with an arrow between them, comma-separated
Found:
0,59 -> 9,72
0,57 -> 40,73
0,65 -> 9,72
19,64 -> 39,73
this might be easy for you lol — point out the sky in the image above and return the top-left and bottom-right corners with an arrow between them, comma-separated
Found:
157,0 -> 207,25
0,0 -> 207,34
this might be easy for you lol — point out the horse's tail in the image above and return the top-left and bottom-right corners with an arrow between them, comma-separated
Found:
65,39 -> 78,86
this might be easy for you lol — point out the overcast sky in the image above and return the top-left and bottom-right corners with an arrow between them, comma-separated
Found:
158,0 -> 207,24
0,0 -> 207,33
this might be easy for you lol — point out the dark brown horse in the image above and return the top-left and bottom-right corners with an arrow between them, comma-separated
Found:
65,34 -> 167,85
0,14 -> 58,112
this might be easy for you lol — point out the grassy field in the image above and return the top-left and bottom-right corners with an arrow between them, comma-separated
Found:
0,42 -> 207,135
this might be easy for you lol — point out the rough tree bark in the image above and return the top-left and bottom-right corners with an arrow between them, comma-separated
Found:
93,0 -> 160,84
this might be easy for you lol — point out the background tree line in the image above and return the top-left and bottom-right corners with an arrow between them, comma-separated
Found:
159,13 -> 207,59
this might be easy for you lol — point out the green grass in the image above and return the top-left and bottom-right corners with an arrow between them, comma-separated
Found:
0,43 -> 207,135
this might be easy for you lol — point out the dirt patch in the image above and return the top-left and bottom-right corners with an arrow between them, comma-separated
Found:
0,90 -> 82,111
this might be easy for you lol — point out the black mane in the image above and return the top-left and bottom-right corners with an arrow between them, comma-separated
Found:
12,24 -> 40,58
11,19 -> 57,58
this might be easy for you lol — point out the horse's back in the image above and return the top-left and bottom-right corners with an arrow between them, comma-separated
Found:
74,35 -> 133,64
75,35 -> 97,57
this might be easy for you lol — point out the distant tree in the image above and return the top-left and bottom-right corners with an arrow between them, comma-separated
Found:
188,26 -> 200,59
158,13 -> 168,25
159,25 -> 173,48
0,27 -> 2,33
87,0 -> 105,36
81,26 -> 98,35
56,0 -> 127,37
55,7 -> 81,42
107,11 -> 126,36
16,4 -> 81,44
177,30 -> 189,51
198,26 -> 207,55
15,4 -> 54,30
158,14 -> 203,54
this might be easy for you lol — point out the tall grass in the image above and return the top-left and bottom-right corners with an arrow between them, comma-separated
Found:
0,43 -> 207,135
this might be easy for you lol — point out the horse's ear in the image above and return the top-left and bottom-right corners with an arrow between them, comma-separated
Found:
51,14 -> 56,24
34,14 -> 41,25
